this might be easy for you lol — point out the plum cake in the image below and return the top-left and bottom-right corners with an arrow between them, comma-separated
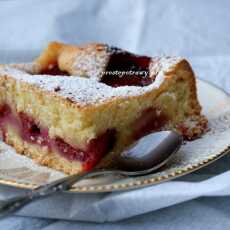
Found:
0,42 -> 208,174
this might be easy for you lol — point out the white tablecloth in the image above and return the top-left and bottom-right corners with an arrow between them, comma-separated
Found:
0,0 -> 230,229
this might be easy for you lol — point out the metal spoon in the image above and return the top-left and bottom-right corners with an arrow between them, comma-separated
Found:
0,130 -> 182,217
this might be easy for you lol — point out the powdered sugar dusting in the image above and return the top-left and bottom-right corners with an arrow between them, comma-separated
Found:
150,56 -> 182,78
0,57 -> 183,106
71,45 -> 109,80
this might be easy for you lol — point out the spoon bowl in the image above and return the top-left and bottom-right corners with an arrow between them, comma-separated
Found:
117,131 -> 183,173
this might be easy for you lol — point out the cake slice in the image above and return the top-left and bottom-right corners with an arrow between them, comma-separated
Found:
0,42 -> 207,174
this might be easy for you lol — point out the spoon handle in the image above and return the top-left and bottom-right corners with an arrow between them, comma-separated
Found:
0,169 -> 126,218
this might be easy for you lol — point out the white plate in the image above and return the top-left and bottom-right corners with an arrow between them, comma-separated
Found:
0,79 -> 230,192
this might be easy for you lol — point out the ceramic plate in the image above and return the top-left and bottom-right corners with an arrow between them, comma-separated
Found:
0,79 -> 230,193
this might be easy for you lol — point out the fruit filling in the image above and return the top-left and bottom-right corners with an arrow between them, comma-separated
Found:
132,108 -> 168,140
54,129 -> 116,171
19,112 -> 50,146
101,48 -> 153,87
0,104 -> 172,171
0,104 -> 116,171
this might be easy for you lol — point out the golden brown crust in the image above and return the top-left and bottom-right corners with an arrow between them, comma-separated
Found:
35,42 -> 109,77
